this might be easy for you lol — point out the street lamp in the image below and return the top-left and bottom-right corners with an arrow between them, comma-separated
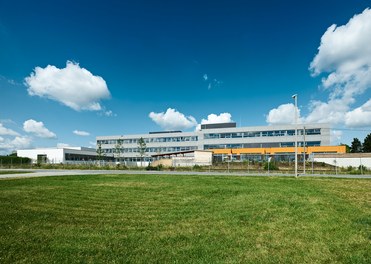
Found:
292,94 -> 298,177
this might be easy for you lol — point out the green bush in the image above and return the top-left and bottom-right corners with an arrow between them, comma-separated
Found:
192,165 -> 202,171
263,161 -> 279,170
0,156 -> 31,165
146,164 -> 163,171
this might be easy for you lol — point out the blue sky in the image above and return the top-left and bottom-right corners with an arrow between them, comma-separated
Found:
1,0 -> 370,153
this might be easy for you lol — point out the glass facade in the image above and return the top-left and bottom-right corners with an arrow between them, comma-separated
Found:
97,136 -> 198,145
101,146 -> 197,154
96,125 -> 327,161
204,128 -> 321,140
204,141 -> 321,149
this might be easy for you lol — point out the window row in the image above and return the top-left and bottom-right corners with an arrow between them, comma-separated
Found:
97,136 -> 198,145
101,146 -> 198,154
204,141 -> 321,149
204,129 -> 321,139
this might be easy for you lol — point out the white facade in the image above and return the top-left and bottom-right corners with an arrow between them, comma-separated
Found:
97,123 -> 331,162
313,153 -> 371,169
17,147 -> 97,164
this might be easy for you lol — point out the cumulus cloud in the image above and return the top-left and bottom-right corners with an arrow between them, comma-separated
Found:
266,104 -> 302,125
57,143 -> 70,148
201,113 -> 232,124
196,112 -> 233,130
345,99 -> 371,127
307,8 -> 371,127
24,61 -> 111,111
149,108 -> 197,131
0,136 -> 32,153
331,130 -> 343,145
23,119 -> 56,138
73,130 -> 90,136
305,99 -> 349,125
266,8 -> 371,128
0,123 -> 19,136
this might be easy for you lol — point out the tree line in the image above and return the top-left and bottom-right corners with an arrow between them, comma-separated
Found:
346,133 -> 371,153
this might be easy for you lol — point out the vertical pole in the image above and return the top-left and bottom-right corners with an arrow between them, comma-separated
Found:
312,153 -> 314,174
268,156 -> 270,175
292,94 -> 298,177
227,157 -> 230,173
360,157 -> 363,175
303,126 -> 306,174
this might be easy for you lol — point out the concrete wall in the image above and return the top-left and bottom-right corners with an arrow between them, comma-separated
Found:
313,153 -> 371,169
194,151 -> 213,163
151,159 -> 172,167
152,151 -> 213,167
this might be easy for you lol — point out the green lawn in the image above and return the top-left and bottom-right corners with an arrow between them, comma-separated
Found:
0,174 -> 370,263
0,170 -> 31,175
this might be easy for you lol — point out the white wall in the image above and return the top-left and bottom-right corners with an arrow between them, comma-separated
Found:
314,157 -> 371,169
17,148 -> 65,163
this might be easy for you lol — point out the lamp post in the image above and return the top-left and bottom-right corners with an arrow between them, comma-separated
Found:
292,94 -> 298,177
303,126 -> 306,174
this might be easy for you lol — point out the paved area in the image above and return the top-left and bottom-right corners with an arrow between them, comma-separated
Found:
1,168 -> 371,179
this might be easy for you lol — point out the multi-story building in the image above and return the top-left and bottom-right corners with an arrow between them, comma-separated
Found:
96,123 -> 341,163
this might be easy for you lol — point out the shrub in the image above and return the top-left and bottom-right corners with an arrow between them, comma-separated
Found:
146,164 -> 163,171
263,161 -> 279,171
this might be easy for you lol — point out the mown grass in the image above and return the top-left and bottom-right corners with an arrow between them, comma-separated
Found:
0,170 -> 32,175
0,174 -> 370,263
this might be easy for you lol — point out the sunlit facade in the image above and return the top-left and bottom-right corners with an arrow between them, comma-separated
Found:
96,123 -> 342,163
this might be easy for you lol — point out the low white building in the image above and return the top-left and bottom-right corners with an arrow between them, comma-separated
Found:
17,147 -> 99,164
151,150 -> 213,167
313,153 -> 371,169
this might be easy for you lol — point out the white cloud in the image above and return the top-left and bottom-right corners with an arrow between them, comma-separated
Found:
266,104 -> 302,125
103,110 -> 115,117
23,119 -> 56,139
331,130 -> 343,145
149,108 -> 197,131
345,99 -> 371,127
0,123 -> 19,136
0,136 -> 32,153
196,113 -> 233,130
305,99 -> 349,125
24,61 -> 111,111
57,143 -> 70,148
201,113 -> 232,124
203,74 -> 208,81
306,8 -> 371,127
73,130 -> 90,136
266,8 -> 371,128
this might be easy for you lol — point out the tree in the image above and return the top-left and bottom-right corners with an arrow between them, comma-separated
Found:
115,139 -> 124,163
363,133 -> 371,153
96,141 -> 104,166
339,143 -> 350,153
137,137 -> 147,167
350,138 -> 362,153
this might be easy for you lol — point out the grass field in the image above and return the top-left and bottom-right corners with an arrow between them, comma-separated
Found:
0,170 -> 32,175
0,174 -> 370,263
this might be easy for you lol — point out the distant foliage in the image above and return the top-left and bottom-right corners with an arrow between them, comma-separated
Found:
0,156 -> 31,165
350,138 -> 362,153
363,133 -> 371,153
263,161 -> 279,170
